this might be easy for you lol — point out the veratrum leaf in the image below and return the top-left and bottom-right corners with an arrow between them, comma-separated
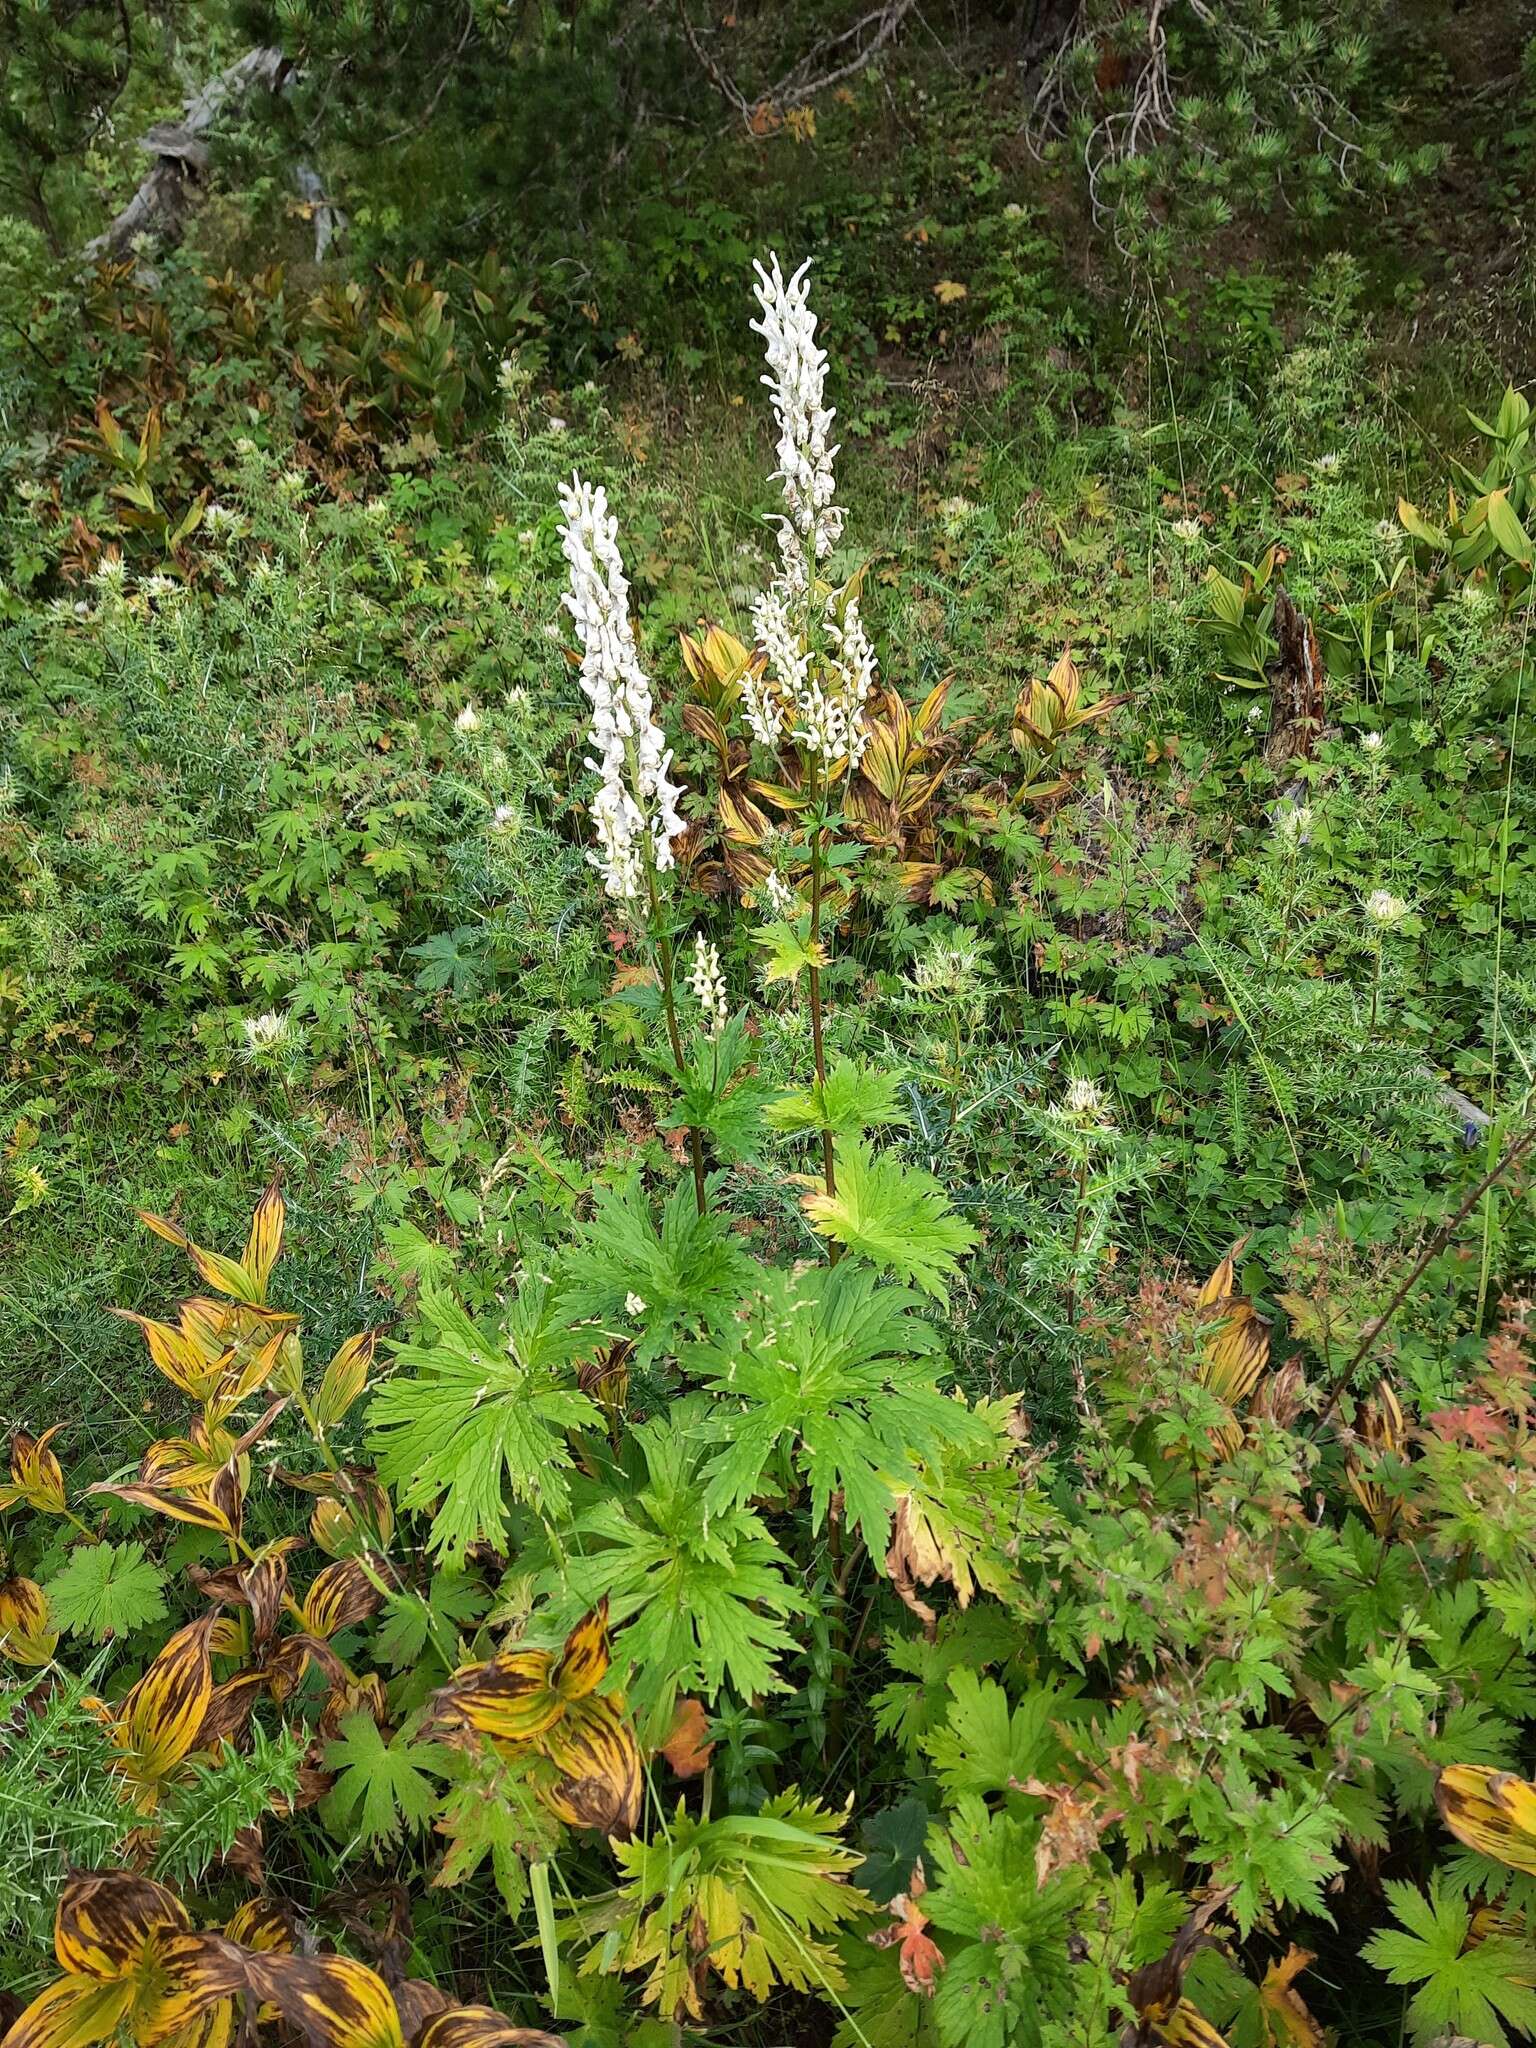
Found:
369,1281 -> 595,1564
802,1140 -> 978,1300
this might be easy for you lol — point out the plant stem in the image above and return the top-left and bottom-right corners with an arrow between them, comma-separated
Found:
1312,1124 -> 1536,1431
646,873 -> 707,1216
806,764 -> 838,1245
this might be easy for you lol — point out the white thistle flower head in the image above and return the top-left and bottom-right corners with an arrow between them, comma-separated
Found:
241,1010 -> 297,1062
624,1292 -> 647,1317
1360,730 -> 1385,754
92,555 -> 127,590
1170,517 -> 1204,545
751,254 -> 843,591
1275,802 -> 1313,848
1374,519 -> 1405,555
1364,888 -> 1409,929
688,931 -> 729,1038
455,703 -> 482,733
1062,1075 -> 1108,1121
490,804 -> 517,832
1313,452 -> 1342,475
557,473 -> 686,900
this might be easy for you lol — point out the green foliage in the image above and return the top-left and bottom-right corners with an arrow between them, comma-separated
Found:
369,1281 -> 595,1562
803,1141 -> 978,1301
43,1540 -> 168,1642
1365,1877 -> 1536,2047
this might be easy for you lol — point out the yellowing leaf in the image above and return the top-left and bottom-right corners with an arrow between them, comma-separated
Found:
1437,1765 -> 1536,1875
932,279 -> 968,304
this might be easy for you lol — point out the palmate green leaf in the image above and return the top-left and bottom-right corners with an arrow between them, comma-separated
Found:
692,1262 -> 989,1555
322,1713 -> 449,1846
561,1172 -> 754,1367
802,1139 -> 978,1301
368,1280 -> 596,1563
44,1540 -> 168,1642
663,1014 -> 776,1163
1191,1772 -> 1345,1935
1365,1875 -> 1536,2047
919,1669 -> 1076,1802
602,1791 -> 870,2019
763,1057 -> 908,1142
530,1399 -> 808,1707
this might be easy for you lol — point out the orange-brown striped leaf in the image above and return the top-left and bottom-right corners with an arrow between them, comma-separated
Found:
301,1558 -> 384,1640
116,1617 -> 217,1802
54,1871 -> 188,1979
0,1977 -> 135,2048
537,1692 -> 642,1840
428,1651 -> 560,1748
552,1600 -> 610,1701
108,1311 -> 225,1401
223,1900 -> 292,1952
0,1576 -> 57,1666
1437,1765 -> 1536,1875
0,1427 -> 67,1515
137,1211 -> 260,1306
413,2012 -> 566,2048
315,1331 -> 376,1431
241,1183 -> 285,1296
241,1952 -> 404,2048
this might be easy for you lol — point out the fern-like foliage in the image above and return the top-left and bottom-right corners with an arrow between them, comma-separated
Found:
561,1173 -> 754,1365
529,1399 -> 808,1706
692,1262 -> 992,1553
369,1280 -> 596,1562
802,1140 -> 978,1301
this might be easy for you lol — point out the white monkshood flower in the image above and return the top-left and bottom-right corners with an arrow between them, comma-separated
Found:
455,703 -> 482,734
557,473 -> 686,900
624,1291 -> 647,1317
1364,888 -> 1409,928
821,593 -> 878,770
762,870 -> 799,918
688,932 -> 729,1038
751,254 -> 843,591
1360,730 -> 1385,753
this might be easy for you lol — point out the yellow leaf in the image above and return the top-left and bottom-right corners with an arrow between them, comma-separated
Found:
241,1182 -> 285,1297
537,1691 -> 643,1840
553,1599 -> 611,1701
933,280 -> 968,305
1437,1765 -> 1536,1875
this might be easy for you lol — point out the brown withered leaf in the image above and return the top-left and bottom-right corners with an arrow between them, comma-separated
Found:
868,1860 -> 945,1996
1019,1777 -> 1122,1885
659,1698 -> 713,1778
1257,1947 -> 1324,2048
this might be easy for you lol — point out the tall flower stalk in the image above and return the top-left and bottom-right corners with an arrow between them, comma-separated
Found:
557,473 -> 707,1213
743,253 -> 879,1222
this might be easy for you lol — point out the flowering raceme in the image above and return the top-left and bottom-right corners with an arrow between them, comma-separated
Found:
558,474 -> 685,900
746,254 -> 877,774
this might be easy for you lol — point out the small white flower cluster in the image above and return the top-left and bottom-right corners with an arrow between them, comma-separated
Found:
1364,888 -> 1410,929
455,703 -> 482,734
557,474 -> 686,901
751,255 -> 843,592
760,870 -> 799,919
745,255 -> 876,772
689,932 -> 729,1037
